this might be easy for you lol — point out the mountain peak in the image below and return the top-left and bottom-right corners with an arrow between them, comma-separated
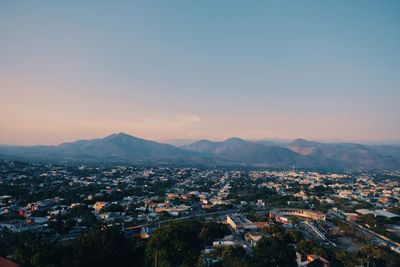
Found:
290,138 -> 320,147
223,137 -> 245,144
106,132 -> 133,138
103,132 -> 144,142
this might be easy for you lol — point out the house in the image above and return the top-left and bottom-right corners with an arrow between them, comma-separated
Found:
296,252 -> 330,267
124,225 -> 150,239
93,201 -> 107,212
245,232 -> 267,246
0,221 -> 29,233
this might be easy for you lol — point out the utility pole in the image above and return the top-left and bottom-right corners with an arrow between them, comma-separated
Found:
154,222 -> 161,267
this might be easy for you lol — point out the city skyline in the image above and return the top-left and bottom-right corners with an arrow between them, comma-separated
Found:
1,1 -> 400,145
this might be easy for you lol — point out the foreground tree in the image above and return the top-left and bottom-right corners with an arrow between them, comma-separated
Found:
198,221 -> 230,245
146,221 -> 203,267
253,237 -> 297,267
10,227 -> 145,267
216,246 -> 250,267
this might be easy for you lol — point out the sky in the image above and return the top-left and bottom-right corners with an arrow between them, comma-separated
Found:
1,1 -> 399,145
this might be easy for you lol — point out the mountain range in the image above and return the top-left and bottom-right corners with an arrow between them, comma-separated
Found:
1,133 -> 400,170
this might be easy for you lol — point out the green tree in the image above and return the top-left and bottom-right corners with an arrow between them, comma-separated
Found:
65,227 -> 144,267
296,240 -> 326,258
263,224 -> 283,235
199,222 -> 230,245
252,237 -> 297,267
146,221 -> 203,267
216,246 -> 249,267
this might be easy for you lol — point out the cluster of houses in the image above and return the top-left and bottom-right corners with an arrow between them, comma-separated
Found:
201,213 -> 330,267
2,161 -> 400,266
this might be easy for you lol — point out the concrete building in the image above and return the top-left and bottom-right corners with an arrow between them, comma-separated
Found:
226,213 -> 257,230
269,208 -> 326,222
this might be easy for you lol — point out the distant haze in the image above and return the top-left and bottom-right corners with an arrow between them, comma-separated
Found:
1,1 -> 399,145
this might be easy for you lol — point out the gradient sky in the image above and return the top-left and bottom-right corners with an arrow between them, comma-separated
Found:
1,1 -> 399,145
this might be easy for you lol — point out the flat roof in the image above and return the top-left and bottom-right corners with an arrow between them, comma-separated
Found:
355,209 -> 374,215
227,213 -> 244,225
375,210 -> 400,218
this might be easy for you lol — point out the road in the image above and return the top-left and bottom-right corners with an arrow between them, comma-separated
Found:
127,208 -> 271,229
347,220 -> 400,251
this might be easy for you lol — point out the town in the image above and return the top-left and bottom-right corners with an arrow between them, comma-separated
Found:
1,159 -> 400,266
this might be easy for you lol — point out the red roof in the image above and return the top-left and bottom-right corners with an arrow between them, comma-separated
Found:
308,254 -> 330,264
0,257 -> 19,267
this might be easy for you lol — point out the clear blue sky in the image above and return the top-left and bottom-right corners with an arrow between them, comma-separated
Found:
1,1 -> 399,145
